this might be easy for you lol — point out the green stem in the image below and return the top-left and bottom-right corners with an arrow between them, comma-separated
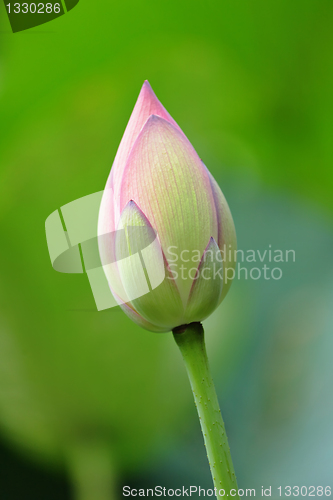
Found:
68,441 -> 116,500
173,322 -> 239,499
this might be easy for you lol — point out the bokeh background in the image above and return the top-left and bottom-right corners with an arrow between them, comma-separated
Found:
0,0 -> 333,498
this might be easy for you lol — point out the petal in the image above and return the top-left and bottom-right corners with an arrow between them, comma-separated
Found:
98,237 -> 130,305
98,185 -> 118,239
98,186 -> 129,303
115,200 -> 184,331
206,168 -> 237,303
108,81 -> 184,227
184,237 -> 223,323
120,302 -> 167,333
119,115 -> 218,303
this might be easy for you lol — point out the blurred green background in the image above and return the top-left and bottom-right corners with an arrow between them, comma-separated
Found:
0,0 -> 333,498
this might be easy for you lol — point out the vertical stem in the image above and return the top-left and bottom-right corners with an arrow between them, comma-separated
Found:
68,441 -> 116,500
173,322 -> 239,499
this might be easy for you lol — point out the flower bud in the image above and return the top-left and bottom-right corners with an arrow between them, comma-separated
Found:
98,81 -> 236,332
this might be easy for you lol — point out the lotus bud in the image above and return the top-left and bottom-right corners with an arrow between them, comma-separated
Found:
98,81 -> 236,332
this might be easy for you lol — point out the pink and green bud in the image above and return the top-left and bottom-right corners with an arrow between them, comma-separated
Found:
98,81 -> 236,332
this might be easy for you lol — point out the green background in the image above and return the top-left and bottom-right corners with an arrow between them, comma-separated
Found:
0,0 -> 333,498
